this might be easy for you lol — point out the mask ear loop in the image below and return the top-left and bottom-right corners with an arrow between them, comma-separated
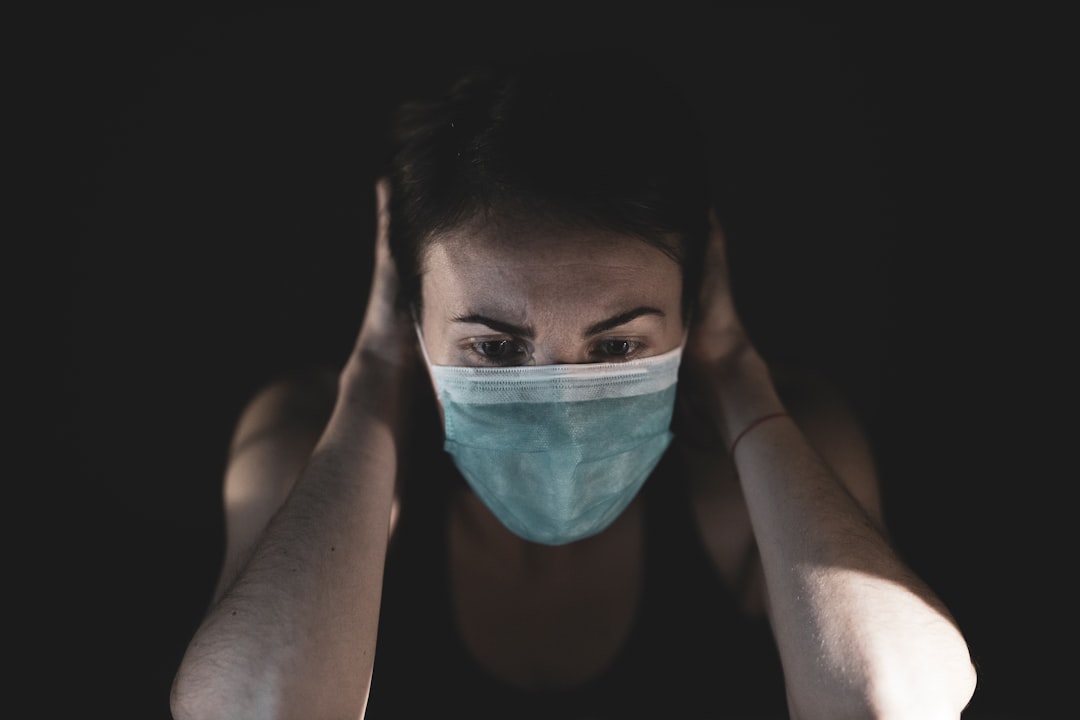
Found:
410,304 -> 448,431
410,305 -> 436,368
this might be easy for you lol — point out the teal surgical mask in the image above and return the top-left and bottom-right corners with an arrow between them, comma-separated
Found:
416,325 -> 682,546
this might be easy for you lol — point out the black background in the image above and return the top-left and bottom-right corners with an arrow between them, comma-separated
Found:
34,3 -> 1068,718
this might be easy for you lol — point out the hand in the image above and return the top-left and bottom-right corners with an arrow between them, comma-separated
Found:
338,178 -> 418,414
683,208 -> 753,371
349,178 -> 415,366
676,209 -> 776,449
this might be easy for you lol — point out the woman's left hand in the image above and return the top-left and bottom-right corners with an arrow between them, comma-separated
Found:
677,209 -> 782,451
682,209 -> 753,371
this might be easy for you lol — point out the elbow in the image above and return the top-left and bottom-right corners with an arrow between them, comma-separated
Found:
864,635 -> 979,719
169,659 -> 206,720
790,630 -> 979,720
169,654 -> 233,720
170,645 -> 367,720
170,649 -> 278,720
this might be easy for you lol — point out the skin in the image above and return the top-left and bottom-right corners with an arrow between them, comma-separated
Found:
417,220 -> 685,367
171,178 -> 978,720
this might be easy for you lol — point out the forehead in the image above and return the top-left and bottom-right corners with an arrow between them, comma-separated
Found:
421,220 -> 681,280
419,221 -> 684,331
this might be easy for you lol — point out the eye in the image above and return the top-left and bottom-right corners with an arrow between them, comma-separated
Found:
478,340 -> 512,358
593,339 -> 641,359
471,339 -> 529,365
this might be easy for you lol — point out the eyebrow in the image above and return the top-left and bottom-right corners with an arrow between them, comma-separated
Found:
451,306 -> 665,338
452,314 -> 534,338
584,307 -> 665,336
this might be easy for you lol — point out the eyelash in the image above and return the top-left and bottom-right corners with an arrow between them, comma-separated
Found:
465,337 -> 645,366
468,339 -> 529,366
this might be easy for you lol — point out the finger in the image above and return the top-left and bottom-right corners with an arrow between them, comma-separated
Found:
694,208 -> 730,320
685,208 -> 747,362
703,207 -> 730,289
361,178 -> 399,326
353,179 -> 410,363
374,176 -> 392,262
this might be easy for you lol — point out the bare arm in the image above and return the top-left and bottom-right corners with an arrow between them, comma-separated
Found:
686,212 -> 978,719
170,179 -> 414,720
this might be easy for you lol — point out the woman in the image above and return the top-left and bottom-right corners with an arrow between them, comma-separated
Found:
170,50 -> 977,719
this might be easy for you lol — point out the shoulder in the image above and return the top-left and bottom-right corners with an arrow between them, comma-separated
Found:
230,367 -> 339,457
213,367 -> 341,602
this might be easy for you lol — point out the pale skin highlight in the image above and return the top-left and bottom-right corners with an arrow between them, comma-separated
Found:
418,221 -> 686,367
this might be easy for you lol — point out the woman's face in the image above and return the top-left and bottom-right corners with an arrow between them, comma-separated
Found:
417,220 -> 685,367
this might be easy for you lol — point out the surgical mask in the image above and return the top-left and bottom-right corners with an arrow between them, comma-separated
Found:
415,326 -> 682,546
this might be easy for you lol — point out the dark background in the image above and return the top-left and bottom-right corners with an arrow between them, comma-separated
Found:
35,3 -> 1067,718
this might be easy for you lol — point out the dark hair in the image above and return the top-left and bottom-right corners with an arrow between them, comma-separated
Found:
384,49 -> 711,323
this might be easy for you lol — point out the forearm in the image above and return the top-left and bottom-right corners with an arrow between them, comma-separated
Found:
171,364 -> 403,720
709,350 -> 976,719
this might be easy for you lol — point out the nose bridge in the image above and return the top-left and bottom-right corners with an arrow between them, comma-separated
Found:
531,332 -> 587,365
535,350 -> 579,365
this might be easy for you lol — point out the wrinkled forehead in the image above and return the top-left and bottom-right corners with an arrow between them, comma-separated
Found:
417,220 -> 685,337
418,215 -> 685,275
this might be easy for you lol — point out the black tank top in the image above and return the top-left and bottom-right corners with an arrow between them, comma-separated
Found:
366,411 -> 788,719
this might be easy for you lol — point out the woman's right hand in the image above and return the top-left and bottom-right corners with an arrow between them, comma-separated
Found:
334,177 -> 418,430
350,178 -> 416,371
